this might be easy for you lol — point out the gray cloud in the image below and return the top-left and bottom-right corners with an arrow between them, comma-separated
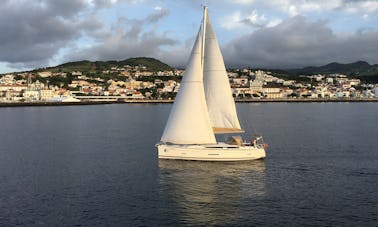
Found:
2,0 -> 377,72
0,0 -> 101,69
92,0 -> 145,8
65,7 -> 178,63
92,0 -> 115,8
223,15 -> 378,68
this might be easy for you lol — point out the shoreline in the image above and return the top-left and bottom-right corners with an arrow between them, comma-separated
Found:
1,98 -> 378,107
235,98 -> 378,103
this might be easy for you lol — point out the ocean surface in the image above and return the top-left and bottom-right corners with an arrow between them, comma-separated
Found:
0,103 -> 377,226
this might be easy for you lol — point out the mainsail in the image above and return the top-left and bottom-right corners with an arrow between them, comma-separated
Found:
160,27 -> 216,145
202,8 -> 243,134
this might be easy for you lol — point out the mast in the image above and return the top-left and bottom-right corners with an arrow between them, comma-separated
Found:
201,6 -> 207,71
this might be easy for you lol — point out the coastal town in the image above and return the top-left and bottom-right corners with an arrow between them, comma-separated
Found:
1,61 -> 378,104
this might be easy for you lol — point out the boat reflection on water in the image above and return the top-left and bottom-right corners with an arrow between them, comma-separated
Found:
158,160 -> 266,225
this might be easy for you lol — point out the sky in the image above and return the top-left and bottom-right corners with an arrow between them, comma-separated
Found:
1,0 -> 378,74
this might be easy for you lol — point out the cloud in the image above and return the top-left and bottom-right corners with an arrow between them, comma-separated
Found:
221,10 -> 281,30
228,0 -> 256,4
221,12 -> 244,29
65,6 -> 179,63
1,0 -> 377,73
91,0 -> 144,8
0,0 -> 101,69
264,0 -> 378,16
264,0 -> 341,16
223,15 -> 378,68
242,10 -> 268,27
340,0 -> 378,13
0,0 -> 182,71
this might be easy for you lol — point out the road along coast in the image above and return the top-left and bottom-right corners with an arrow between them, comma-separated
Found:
1,97 -> 378,107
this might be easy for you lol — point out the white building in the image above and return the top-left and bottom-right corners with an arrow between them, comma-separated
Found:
38,71 -> 52,78
40,89 -> 55,100
72,71 -> 83,76
263,87 -> 280,93
250,80 -> 263,93
23,90 -> 40,100
266,92 -> 282,99
372,87 -> 378,97
263,87 -> 282,99
0,74 -> 16,84
326,77 -> 334,84
0,84 -> 28,92
348,79 -> 361,86
283,80 -> 295,86
232,78 -> 249,86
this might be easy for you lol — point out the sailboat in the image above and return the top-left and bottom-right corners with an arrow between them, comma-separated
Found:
156,6 -> 266,161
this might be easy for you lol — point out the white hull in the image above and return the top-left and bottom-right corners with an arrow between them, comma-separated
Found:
157,143 -> 265,161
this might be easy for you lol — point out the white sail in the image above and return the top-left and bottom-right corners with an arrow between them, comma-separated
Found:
160,28 -> 216,144
203,8 -> 243,134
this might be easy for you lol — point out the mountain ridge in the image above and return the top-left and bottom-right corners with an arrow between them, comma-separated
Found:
288,61 -> 378,75
285,61 -> 378,83
3,58 -> 378,83
41,57 -> 173,73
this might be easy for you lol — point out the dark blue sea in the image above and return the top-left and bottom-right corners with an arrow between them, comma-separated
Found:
0,103 -> 377,226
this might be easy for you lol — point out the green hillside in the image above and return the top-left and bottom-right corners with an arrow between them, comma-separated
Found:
120,57 -> 173,71
52,60 -> 95,72
287,61 -> 378,83
41,57 -> 173,73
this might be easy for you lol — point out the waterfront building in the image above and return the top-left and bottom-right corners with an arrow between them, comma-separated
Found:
263,87 -> 282,99
372,87 -> 378,97
342,91 -> 351,97
23,90 -> 40,101
233,88 -> 253,98
0,84 -> 28,92
362,90 -> 374,97
266,92 -> 283,99
310,93 -> 319,98
40,89 -> 55,100
250,80 -> 263,93
131,91 -> 144,99
281,87 -> 294,97
263,87 -> 280,93
232,77 -> 249,86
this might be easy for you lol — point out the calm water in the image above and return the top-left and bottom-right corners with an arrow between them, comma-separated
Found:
0,103 -> 377,226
